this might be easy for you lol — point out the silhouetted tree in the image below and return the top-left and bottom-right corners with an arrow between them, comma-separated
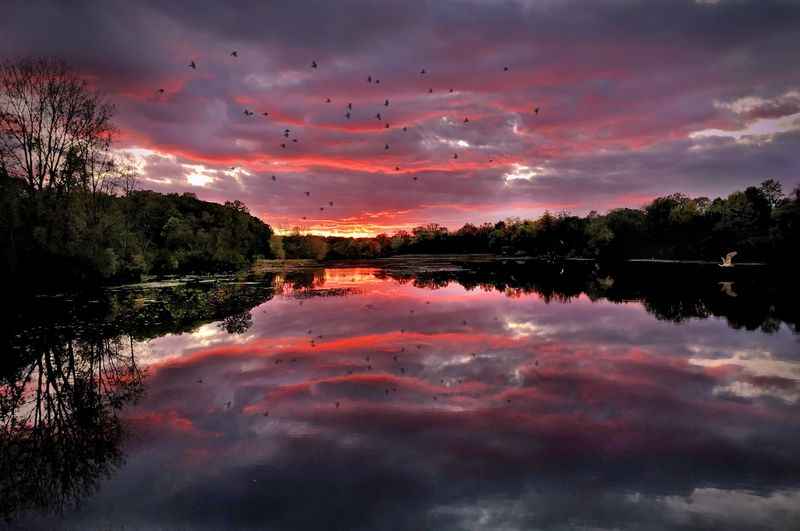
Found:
0,58 -> 114,195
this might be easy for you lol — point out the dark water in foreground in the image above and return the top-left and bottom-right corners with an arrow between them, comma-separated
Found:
2,261 -> 799,530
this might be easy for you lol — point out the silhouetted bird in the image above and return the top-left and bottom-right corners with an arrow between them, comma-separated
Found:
385,144 -> 390,150
412,176 -> 418,181
335,401 -> 340,408
305,191 -> 310,196
464,117 -> 469,123
189,60 -> 197,69
231,51 -> 238,57
428,88 -> 433,93
449,88 -> 454,93
453,153 -> 458,159
385,123 -> 390,129
272,175 -> 277,181
420,68 -> 427,74
385,99 -> 389,106
395,166 -> 400,171
534,107 -> 540,114
292,138 -> 298,143
325,97 -> 331,103
311,60 -> 318,68
348,102 -> 352,110
157,88 -> 165,94
376,113 -> 382,120
264,411 -> 269,416
329,201 -> 334,206
402,126 -> 407,132
503,66 -> 509,71
196,379 -> 203,383
375,79 -> 380,84
320,207 -> 324,211
346,112 -> 351,119
244,109 -> 254,116
367,75 -> 372,83
281,143 -> 286,148
262,112 -> 269,117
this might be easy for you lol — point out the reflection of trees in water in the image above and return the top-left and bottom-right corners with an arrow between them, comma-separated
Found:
272,269 -> 363,299
0,280 -> 279,520
0,335 -> 143,520
378,262 -> 799,333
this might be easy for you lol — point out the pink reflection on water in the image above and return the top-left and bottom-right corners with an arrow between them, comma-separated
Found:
129,268 -> 800,474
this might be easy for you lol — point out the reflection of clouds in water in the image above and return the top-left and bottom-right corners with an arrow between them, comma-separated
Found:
19,268 -> 800,530
430,488 -> 800,531
713,380 -> 799,404
662,488 -> 800,529
135,322 -> 258,366
690,348 -> 800,404
503,318 -> 556,338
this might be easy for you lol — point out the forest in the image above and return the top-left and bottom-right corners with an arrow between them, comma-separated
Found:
274,179 -> 800,265
0,172 -> 272,286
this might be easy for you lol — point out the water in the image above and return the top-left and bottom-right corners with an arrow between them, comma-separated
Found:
2,261 -> 799,530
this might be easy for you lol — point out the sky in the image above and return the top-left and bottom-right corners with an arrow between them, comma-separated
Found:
3,0 -> 800,236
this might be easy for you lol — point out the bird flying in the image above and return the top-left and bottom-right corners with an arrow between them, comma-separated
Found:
720,251 -> 737,267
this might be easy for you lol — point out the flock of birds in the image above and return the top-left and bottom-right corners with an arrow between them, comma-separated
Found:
157,52 -> 542,223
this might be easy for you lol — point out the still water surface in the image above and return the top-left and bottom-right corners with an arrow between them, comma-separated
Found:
2,262 -> 799,530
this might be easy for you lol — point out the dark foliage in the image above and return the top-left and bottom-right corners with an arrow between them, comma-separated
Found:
0,172 -> 273,287
278,180 -> 799,266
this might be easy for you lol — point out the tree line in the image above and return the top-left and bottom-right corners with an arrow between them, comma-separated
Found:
273,179 -> 799,265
